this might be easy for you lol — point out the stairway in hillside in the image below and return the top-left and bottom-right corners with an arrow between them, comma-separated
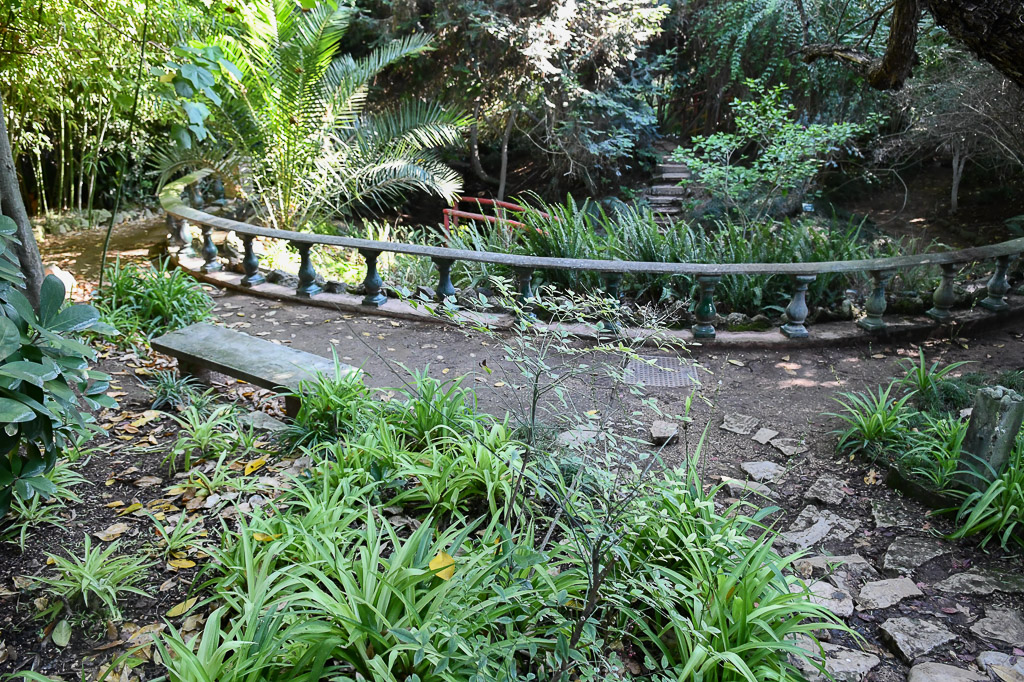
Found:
642,140 -> 692,226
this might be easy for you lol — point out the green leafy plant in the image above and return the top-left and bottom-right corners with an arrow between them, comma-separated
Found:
830,382 -> 913,458
143,369 -> 203,411
157,0 -> 468,228
166,404 -> 238,473
92,258 -> 214,344
35,536 -> 153,620
902,414 -> 968,490
0,217 -> 115,515
898,348 -> 974,414
948,433 -> 1024,549
2,459 -> 86,551
282,360 -> 374,451
148,511 -> 207,560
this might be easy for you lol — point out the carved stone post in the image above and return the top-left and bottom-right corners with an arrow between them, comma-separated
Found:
513,267 -> 535,317
600,271 -> 624,333
295,243 -> 321,297
240,235 -> 265,287
432,257 -> 457,301
857,269 -> 893,332
955,386 -> 1024,491
926,263 -> 957,322
200,226 -> 221,273
980,255 -> 1011,312
781,274 -> 816,339
360,249 -> 387,307
692,274 -> 721,339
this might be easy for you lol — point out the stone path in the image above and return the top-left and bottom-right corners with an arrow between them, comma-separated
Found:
715,410 -> 1024,682
639,141 -> 691,226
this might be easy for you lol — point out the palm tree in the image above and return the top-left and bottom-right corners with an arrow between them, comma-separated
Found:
161,0 -> 467,231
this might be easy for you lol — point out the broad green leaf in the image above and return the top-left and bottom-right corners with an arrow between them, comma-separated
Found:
0,397 -> 33,422
4,288 -> 36,325
38,275 -> 66,325
49,304 -> 99,333
0,316 -> 19,360
0,360 -> 59,386
0,215 -> 15,236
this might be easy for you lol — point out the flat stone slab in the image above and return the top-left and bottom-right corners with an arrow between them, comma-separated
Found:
237,411 -> 288,433
649,420 -> 679,446
977,651 -> 1024,680
871,498 -> 917,529
152,323 -> 352,392
971,608 -> 1024,648
740,460 -> 784,482
721,413 -> 759,435
790,639 -> 880,682
907,662 -> 985,682
791,580 -> 854,618
880,617 -> 956,663
882,536 -> 947,576
751,427 -> 779,444
794,554 -> 878,580
771,438 -> 809,456
804,476 -> 846,506
935,570 -> 1024,596
778,506 -> 860,552
721,476 -> 773,498
855,578 -> 922,611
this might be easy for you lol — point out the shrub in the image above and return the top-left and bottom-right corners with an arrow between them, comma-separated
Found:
830,382 -> 913,459
93,258 -> 214,343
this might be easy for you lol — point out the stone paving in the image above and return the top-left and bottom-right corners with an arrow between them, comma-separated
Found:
715,412 -> 1024,682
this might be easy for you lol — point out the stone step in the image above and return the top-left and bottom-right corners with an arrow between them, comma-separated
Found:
643,195 -> 681,205
658,172 -> 692,182
647,185 -> 686,196
651,206 -> 682,216
657,163 -> 689,173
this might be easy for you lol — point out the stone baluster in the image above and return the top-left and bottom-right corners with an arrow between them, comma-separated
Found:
514,267 -> 535,314
240,236 -> 265,287
200,226 -> 221,273
360,249 -> 387,307
692,274 -> 721,339
295,243 -> 321,297
600,271 -> 624,333
432,257 -> 457,302
780,274 -> 816,339
857,269 -> 893,332
926,263 -> 957,322
979,255 -> 1011,312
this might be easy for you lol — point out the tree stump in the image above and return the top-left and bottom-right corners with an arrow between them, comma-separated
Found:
956,386 -> 1024,491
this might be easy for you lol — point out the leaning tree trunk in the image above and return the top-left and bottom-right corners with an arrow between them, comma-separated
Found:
925,0 -> 1024,90
0,93 -> 44,308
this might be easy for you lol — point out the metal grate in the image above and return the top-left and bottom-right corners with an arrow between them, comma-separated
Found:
623,356 -> 702,388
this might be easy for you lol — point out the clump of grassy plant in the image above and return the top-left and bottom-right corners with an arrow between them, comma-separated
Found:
94,258 -> 214,345
35,536 -> 153,620
2,460 -> 87,551
948,433 -> 1024,550
166,404 -> 239,473
143,369 -> 203,411
830,382 -> 913,459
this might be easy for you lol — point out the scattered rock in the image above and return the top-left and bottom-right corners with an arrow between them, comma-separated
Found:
416,285 -> 436,300
323,280 -> 347,294
977,651 -> 1024,680
721,413 -> 759,435
771,438 -> 808,456
557,426 -> 601,450
740,460 -> 784,483
879,617 -> 956,663
906,662 -> 985,682
791,580 -> 854,618
237,411 -> 288,433
721,476 -> 773,499
881,536 -> 947,576
724,312 -> 752,328
751,427 -> 779,444
794,553 -> 877,578
970,608 -> 1024,648
935,570 -> 1024,596
790,637 -> 880,682
871,499 -> 917,529
804,476 -> 846,506
855,578 -> 922,611
777,506 -> 860,551
649,420 -> 679,446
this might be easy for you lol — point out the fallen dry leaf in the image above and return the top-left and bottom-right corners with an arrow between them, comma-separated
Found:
94,522 -> 130,542
429,551 -> 455,580
244,458 -> 266,475
166,598 -> 198,618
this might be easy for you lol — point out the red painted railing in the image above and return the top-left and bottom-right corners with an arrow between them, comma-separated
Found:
441,197 -> 550,235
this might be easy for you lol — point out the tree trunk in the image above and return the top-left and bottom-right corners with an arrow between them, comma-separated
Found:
496,107 -> 517,202
925,0 -> 1024,90
950,142 -> 968,214
468,102 -> 497,186
0,93 -> 44,307
867,0 -> 920,90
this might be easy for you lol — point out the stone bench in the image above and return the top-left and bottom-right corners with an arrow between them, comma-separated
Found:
151,323 -> 357,417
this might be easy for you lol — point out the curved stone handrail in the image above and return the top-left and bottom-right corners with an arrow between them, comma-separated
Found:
161,168 -> 1023,339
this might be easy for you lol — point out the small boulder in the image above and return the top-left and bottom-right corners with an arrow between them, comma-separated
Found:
720,413 -> 759,435
855,578 -> 922,611
751,427 -> 779,444
906,662 -> 985,682
649,420 -> 679,446
771,438 -> 808,456
879,617 -> 956,663
970,607 -> 1024,648
977,651 -> 1024,680
557,426 -> 600,450
881,535 -> 947,576
740,460 -> 784,483
804,476 -> 846,506
237,411 -> 288,433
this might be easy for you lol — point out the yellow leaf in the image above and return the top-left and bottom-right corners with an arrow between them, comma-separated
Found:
728,359 -> 745,367
94,522 -> 129,542
131,410 -> 162,428
252,532 -> 281,542
105,478 -> 116,486
117,503 -> 143,516
493,382 -> 505,387
159,72 -> 175,83
864,469 -> 881,485
166,597 -> 198,618
429,551 -> 455,580
105,501 -> 126,508
244,458 -> 266,476
168,559 -> 196,570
